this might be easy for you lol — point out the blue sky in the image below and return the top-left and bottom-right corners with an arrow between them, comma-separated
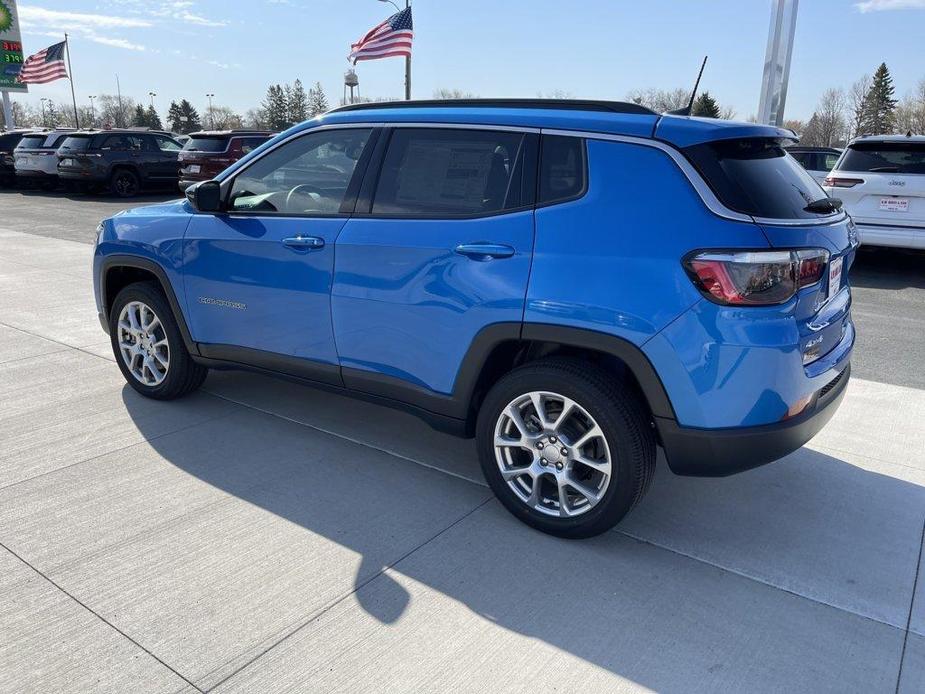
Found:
8,0 -> 925,122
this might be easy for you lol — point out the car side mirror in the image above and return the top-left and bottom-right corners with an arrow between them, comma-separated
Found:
186,180 -> 223,212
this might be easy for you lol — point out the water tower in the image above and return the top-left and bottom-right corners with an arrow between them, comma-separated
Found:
344,69 -> 360,105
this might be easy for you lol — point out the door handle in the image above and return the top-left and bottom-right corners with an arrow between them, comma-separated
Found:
454,243 -> 516,260
282,235 -> 325,251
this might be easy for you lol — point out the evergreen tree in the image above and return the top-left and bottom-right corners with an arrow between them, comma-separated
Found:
308,82 -> 329,117
289,79 -> 308,123
262,84 -> 290,130
145,105 -> 163,130
691,91 -> 721,119
167,99 -> 201,134
860,63 -> 897,135
132,104 -> 147,127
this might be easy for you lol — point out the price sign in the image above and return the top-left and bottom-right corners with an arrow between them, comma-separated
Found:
0,0 -> 28,93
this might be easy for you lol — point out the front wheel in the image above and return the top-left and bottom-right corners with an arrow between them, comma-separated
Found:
109,282 -> 207,399
110,169 -> 140,197
476,358 -> 656,538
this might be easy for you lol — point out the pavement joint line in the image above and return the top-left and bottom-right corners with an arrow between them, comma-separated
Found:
809,443 -> 925,475
0,320 -> 115,365
202,388 -> 490,489
0,347 -> 70,366
616,527 -> 910,633
0,408 -> 239,493
0,541 -> 206,694
201,495 -> 495,692
895,514 -> 925,693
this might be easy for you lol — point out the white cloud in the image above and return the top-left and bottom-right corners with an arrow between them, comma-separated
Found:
18,6 -> 152,28
855,0 -> 925,11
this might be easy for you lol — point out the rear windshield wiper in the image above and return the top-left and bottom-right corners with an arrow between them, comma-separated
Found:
804,197 -> 843,214
868,166 -> 900,172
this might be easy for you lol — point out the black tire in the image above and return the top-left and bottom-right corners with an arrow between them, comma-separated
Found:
476,358 -> 656,539
110,168 -> 140,198
109,282 -> 207,400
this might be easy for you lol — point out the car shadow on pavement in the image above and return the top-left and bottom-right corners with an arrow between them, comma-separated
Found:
118,377 -> 922,690
851,247 -> 925,290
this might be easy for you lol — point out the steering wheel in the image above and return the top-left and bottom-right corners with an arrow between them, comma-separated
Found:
285,183 -> 326,211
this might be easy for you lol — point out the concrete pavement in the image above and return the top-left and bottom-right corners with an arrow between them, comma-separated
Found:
1,228 -> 923,693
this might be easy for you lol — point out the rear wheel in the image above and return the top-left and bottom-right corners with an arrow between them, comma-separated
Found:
110,169 -> 140,197
476,358 -> 656,538
109,282 -> 207,399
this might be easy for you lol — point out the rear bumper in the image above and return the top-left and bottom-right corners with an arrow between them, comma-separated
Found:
854,222 -> 924,250
58,169 -> 107,182
16,169 -> 57,179
656,363 -> 850,477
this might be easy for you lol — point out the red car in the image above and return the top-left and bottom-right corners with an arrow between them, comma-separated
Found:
177,130 -> 275,191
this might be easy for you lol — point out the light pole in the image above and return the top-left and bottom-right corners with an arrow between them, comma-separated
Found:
206,93 -> 215,129
377,0 -> 411,100
40,98 -> 49,127
148,92 -> 157,109
88,95 -> 96,128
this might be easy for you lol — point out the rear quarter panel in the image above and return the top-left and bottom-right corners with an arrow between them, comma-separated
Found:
526,138 -> 770,344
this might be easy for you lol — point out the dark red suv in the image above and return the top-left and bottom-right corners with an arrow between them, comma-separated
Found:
177,130 -> 275,191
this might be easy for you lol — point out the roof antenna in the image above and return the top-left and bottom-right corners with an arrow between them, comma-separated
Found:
668,55 -> 708,116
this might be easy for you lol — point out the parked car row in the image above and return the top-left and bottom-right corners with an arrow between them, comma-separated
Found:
0,127 -> 276,197
788,135 -> 925,250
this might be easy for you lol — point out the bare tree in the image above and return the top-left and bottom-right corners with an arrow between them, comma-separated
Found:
894,78 -> 925,134
816,88 -> 847,146
848,74 -> 871,139
783,118 -> 805,136
719,105 -> 737,120
433,88 -> 478,99
626,87 -> 689,113
536,90 -> 574,99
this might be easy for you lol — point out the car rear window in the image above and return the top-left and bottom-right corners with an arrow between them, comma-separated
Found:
684,137 -> 831,220
15,135 -> 48,149
837,141 -> 925,175
0,133 -> 23,150
184,136 -> 230,152
59,136 -> 91,152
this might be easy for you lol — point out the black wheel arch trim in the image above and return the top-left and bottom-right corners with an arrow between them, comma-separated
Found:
99,255 -> 199,355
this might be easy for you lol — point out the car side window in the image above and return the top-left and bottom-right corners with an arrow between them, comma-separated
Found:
239,137 -> 265,154
539,135 -> 587,204
155,136 -> 182,152
228,128 -> 371,215
371,128 -> 525,216
822,153 -> 839,171
102,135 -> 126,151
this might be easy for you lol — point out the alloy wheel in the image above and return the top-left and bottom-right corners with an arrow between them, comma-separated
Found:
117,300 -> 170,386
493,390 -> 613,517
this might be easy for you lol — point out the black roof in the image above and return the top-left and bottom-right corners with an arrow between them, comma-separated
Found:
332,98 -> 657,116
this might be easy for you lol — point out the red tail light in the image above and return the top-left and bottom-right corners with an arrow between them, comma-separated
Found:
684,249 -> 829,306
824,176 -> 864,188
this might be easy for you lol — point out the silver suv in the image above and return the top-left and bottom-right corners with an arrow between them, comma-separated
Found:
13,129 -> 73,190
824,134 -> 925,249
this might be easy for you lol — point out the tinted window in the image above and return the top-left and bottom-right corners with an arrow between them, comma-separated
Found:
102,135 -> 144,151
15,135 -> 48,149
788,150 -> 810,166
837,142 -> 925,175
229,128 -> 371,215
685,138 -> 830,219
59,136 -> 91,152
372,128 -> 524,216
239,137 -> 268,154
184,136 -> 229,152
539,135 -> 586,204
154,135 -> 182,152
0,133 -> 23,151
822,153 -> 840,171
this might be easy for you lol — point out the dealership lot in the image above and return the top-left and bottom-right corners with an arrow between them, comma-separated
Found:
2,192 -> 925,692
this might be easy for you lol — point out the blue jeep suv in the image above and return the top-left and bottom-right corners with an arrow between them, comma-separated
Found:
93,99 -> 856,538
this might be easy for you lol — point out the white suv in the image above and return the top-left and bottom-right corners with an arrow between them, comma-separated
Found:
824,134 -> 925,250
13,129 -> 73,190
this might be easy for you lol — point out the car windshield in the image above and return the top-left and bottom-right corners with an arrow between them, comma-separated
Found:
837,142 -> 925,175
684,137 -> 832,219
15,135 -> 48,149
184,136 -> 229,152
59,136 -> 92,152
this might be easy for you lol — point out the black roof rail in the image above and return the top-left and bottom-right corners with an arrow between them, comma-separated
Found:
331,98 -> 657,116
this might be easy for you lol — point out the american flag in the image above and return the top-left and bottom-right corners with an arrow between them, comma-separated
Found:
18,41 -> 69,85
349,7 -> 413,64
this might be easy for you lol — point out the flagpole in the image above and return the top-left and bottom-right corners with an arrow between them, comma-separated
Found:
404,0 -> 411,100
63,34 -> 80,128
